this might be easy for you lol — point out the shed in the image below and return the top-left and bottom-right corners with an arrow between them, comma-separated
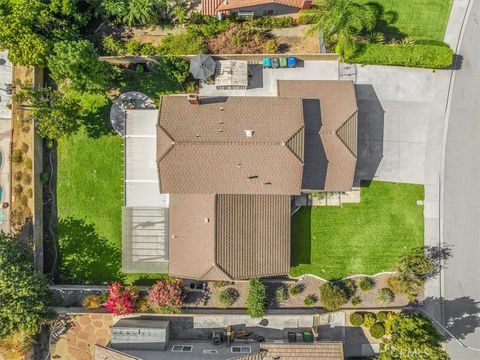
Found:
111,318 -> 170,351
215,60 -> 248,90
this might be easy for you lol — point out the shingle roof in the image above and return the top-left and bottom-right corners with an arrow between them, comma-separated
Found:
216,0 -> 311,12
202,0 -> 223,15
157,96 -> 304,195
216,194 -> 291,279
167,194 -> 290,280
260,342 -> 344,359
277,80 -> 358,192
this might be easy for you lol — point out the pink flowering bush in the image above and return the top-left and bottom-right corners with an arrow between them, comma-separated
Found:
148,278 -> 184,313
104,282 -> 138,315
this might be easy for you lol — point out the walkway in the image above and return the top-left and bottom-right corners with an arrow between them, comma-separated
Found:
0,51 -> 12,233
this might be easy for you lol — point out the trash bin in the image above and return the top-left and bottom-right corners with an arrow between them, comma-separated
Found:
272,58 -> 279,68
288,56 -> 297,68
279,57 -> 288,68
263,57 -> 272,68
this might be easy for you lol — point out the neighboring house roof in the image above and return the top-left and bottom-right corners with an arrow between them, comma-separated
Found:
167,194 -> 290,280
216,0 -> 311,12
260,342 -> 344,359
157,96 -> 304,195
277,80 -> 358,192
95,345 -> 139,360
202,0 -> 311,15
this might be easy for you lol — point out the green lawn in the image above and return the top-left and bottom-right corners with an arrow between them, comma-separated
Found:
56,69 -> 182,285
359,0 -> 453,41
290,181 -> 424,280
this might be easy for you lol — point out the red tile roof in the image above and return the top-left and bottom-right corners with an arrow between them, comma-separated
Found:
202,0 -> 311,15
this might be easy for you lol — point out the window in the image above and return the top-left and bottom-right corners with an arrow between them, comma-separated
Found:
172,345 -> 193,352
231,346 -> 251,354
263,10 -> 275,15
203,350 -> 218,354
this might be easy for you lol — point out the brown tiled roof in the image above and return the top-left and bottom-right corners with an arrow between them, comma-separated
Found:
168,194 -> 230,280
217,0 -> 311,12
277,80 -> 358,192
167,194 -> 290,280
157,96 -> 304,195
216,194 -> 290,279
260,342 -> 344,359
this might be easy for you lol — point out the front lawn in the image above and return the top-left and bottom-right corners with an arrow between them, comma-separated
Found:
290,181 -> 424,280
359,0 -> 452,41
56,69 -> 182,285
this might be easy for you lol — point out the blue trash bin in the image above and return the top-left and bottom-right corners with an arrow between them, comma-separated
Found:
263,57 -> 272,68
288,56 -> 297,68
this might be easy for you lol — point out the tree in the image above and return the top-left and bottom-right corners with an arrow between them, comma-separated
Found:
380,313 -> 449,360
0,0 -> 83,66
158,56 -> 189,84
246,278 -> 267,318
308,0 -> 377,58
388,247 -> 436,300
48,40 -> 113,92
0,233 -> 51,339
319,282 -> 347,311
105,282 -> 137,315
14,84 -> 81,139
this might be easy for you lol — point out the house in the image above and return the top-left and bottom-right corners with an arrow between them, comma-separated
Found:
202,0 -> 312,17
122,80 -> 358,280
94,317 -> 344,360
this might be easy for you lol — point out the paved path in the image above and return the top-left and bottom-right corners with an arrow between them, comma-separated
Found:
441,0 -> 480,358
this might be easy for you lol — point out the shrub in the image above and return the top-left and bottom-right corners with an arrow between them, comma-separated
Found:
383,312 -> 397,335
148,278 -> 184,313
105,282 -> 138,315
101,35 -> 125,56
14,184 -> 23,195
40,171 -> 50,184
347,44 -> 453,69
350,312 -> 364,326
20,142 -> 28,153
125,39 -> 143,56
377,288 -> 395,304
217,288 -> 236,308
23,156 -> 32,169
400,36 -> 416,46
367,31 -> 385,44
158,31 -> 207,55
319,283 -> 347,312
14,171 -> 23,181
275,286 -> 288,304
23,173 -> 32,185
304,295 -> 316,307
212,280 -> 233,288
297,9 -> 321,25
377,311 -> 391,322
188,16 -> 231,37
252,16 -> 294,29
136,297 -> 152,313
359,277 -> 374,291
351,296 -> 362,306
370,322 -> 385,339
11,149 -> 22,163
159,56 -> 189,84
82,294 -> 103,310
363,313 -> 376,328
135,64 -> 144,73
288,284 -> 302,296
247,278 -> 267,318
26,188 -> 33,198
340,279 -> 357,299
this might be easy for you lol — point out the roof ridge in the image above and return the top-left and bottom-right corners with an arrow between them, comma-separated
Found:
157,125 -> 176,161
335,111 -> 358,158
285,125 -> 305,164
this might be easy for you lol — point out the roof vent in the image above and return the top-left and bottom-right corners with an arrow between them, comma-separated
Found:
195,133 -> 200,138
204,217 -> 210,224
220,107 -> 224,111
244,130 -> 255,137
187,93 -> 199,105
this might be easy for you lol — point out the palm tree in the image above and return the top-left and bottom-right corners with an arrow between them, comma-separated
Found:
124,0 -> 165,27
307,0 -> 378,56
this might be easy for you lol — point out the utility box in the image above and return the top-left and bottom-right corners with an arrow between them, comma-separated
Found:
111,318 -> 170,351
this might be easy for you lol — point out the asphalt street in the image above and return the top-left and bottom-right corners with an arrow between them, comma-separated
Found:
443,1 -> 480,358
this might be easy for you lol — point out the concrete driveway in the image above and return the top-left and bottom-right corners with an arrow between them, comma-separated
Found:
354,65 -> 449,186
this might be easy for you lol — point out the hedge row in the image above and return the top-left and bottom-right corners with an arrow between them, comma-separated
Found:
347,44 -> 453,69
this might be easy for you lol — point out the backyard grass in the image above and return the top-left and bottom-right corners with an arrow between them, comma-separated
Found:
56,69 -> 182,285
359,0 -> 453,41
290,181 -> 424,280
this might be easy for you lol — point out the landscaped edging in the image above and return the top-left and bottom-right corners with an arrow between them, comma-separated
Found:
289,271 -> 397,283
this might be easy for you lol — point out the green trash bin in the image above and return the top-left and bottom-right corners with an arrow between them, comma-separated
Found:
303,330 -> 314,342
279,57 -> 288,68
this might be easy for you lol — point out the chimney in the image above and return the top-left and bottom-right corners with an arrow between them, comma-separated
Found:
187,93 -> 199,105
